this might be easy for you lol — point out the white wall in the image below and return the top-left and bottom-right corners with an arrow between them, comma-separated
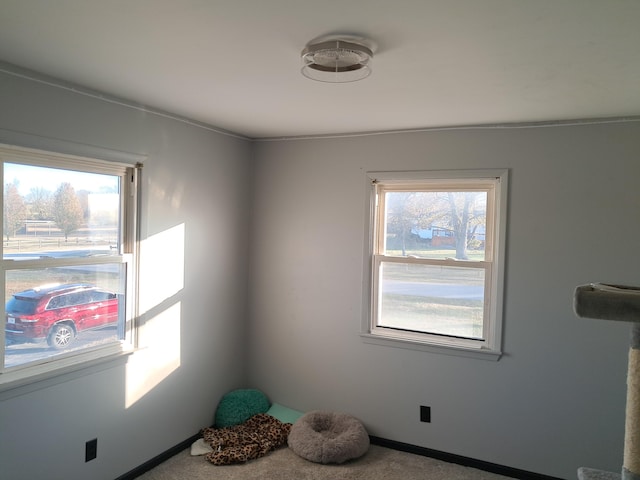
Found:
248,123 -> 640,479
0,67 -> 252,479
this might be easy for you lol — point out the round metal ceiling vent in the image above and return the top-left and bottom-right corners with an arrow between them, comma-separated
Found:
301,39 -> 373,83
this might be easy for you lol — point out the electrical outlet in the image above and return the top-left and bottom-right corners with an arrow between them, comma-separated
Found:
420,405 -> 431,423
85,438 -> 97,462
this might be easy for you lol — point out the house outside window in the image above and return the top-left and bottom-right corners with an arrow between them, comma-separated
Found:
1,144 -> 139,383
363,170 -> 508,359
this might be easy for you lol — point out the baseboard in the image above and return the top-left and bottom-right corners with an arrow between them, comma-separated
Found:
369,436 -> 564,480
116,432 -> 564,480
115,432 -> 201,480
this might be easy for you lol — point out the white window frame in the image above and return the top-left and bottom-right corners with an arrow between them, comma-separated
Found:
0,143 -> 141,395
361,169 -> 508,360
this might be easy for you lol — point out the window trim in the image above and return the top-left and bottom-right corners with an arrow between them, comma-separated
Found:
361,169 -> 508,360
0,142 -> 142,394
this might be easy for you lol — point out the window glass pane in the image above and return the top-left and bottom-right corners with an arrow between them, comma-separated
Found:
3,162 -> 120,260
4,264 -> 126,368
383,191 -> 487,261
377,261 -> 485,340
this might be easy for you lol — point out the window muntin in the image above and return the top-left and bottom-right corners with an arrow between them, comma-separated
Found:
368,172 -> 506,354
1,145 -> 138,374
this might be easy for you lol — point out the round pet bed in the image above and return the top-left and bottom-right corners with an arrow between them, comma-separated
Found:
288,411 -> 369,464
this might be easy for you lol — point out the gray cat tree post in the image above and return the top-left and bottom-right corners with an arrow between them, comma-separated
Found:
574,283 -> 640,480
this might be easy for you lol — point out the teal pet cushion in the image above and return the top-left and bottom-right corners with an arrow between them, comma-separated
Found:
214,389 -> 270,428
266,403 -> 304,424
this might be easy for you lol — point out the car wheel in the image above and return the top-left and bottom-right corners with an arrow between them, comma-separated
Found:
48,323 -> 75,349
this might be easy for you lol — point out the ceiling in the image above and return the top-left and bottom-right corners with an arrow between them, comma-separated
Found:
1,0 -> 639,139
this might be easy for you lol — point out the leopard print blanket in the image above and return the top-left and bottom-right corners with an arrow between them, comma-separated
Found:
201,413 -> 292,465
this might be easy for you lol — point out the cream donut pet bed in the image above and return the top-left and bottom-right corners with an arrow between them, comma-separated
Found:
288,411 -> 369,464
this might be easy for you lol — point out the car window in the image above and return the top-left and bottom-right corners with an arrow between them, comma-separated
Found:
46,294 -> 73,310
47,296 -> 62,309
66,292 -> 86,306
6,297 -> 39,315
92,291 -> 113,302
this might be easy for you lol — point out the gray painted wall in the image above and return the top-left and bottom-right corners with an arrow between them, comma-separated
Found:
248,124 -> 640,479
0,69 -> 252,479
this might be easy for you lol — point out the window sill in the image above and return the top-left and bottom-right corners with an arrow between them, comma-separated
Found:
0,344 -> 135,401
360,333 -> 502,361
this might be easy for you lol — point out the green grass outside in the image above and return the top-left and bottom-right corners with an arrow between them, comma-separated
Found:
380,293 -> 484,338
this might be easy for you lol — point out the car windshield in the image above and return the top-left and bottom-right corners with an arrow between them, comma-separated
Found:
6,296 -> 39,315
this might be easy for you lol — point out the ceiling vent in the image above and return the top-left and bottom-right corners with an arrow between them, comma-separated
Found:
301,38 -> 373,83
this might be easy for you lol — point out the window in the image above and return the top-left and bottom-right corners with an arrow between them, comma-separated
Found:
364,170 -> 507,359
1,144 -> 139,383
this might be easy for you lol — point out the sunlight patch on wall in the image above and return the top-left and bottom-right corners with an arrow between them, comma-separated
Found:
138,223 -> 185,313
125,302 -> 182,408
125,223 -> 185,408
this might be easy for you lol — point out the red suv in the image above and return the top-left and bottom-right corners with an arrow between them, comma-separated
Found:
5,283 -> 119,349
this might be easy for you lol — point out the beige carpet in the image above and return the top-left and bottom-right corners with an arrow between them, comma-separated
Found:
135,444 -> 515,480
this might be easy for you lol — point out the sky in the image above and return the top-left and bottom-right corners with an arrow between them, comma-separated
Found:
4,163 -> 119,196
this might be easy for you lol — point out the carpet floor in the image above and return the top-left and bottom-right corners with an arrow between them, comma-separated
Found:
135,444 -> 515,480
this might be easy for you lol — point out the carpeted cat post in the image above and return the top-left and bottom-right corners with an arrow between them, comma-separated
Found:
574,283 -> 640,480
